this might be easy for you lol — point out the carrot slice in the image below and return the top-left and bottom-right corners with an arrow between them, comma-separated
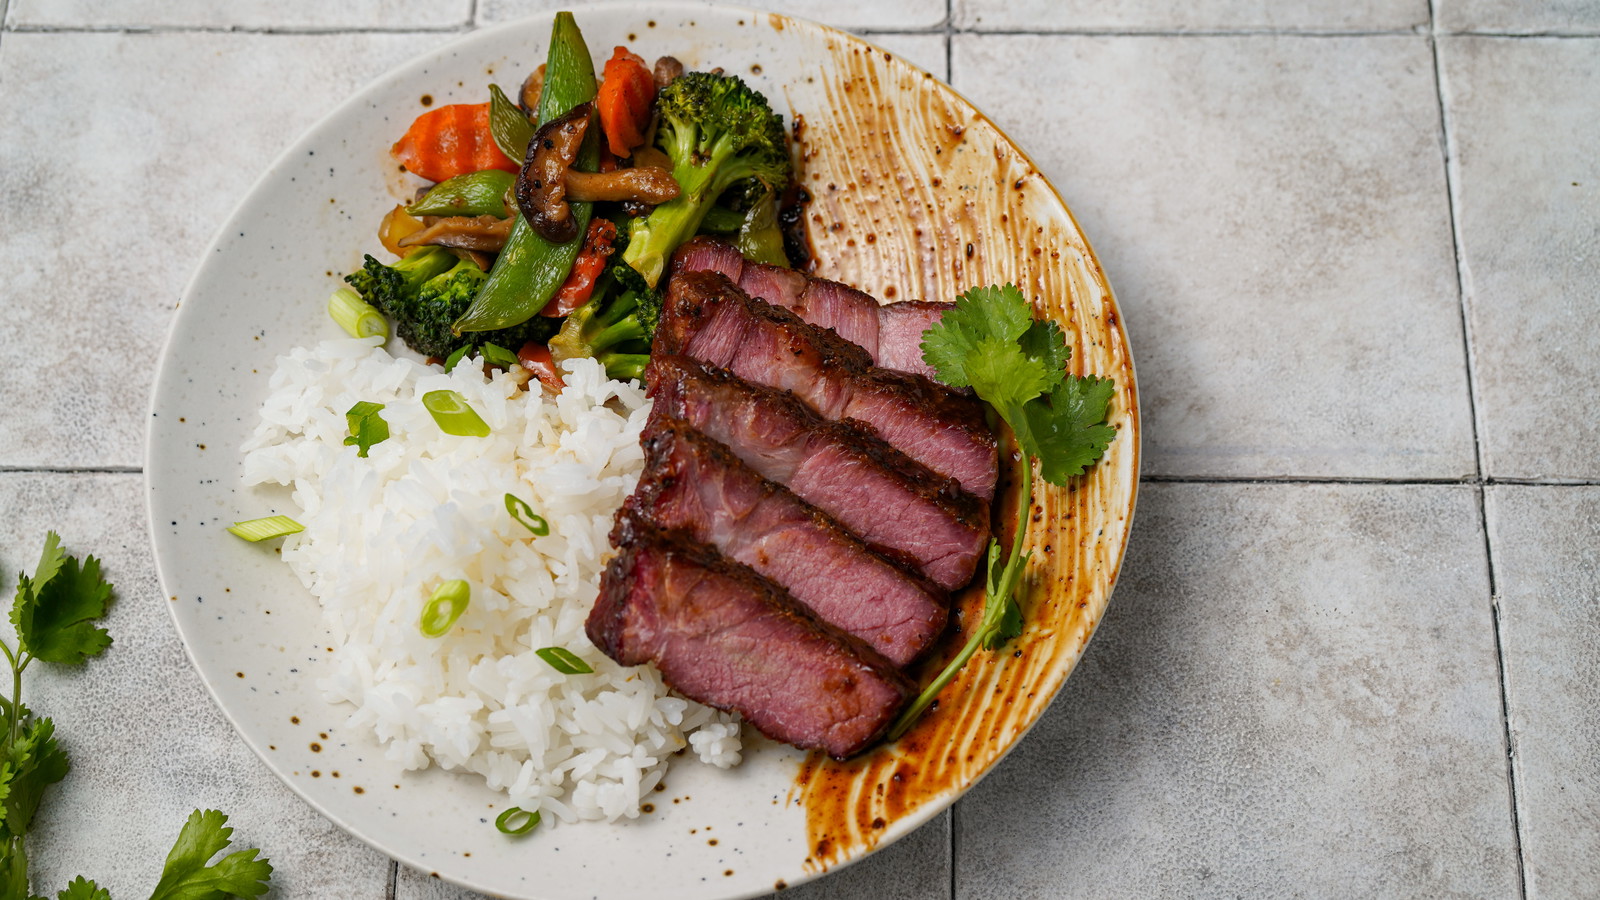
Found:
392,103 -> 519,183
595,47 -> 655,158
517,341 -> 566,391
542,218 -> 620,317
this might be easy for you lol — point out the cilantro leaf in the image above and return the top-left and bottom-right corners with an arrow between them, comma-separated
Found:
0,834 -> 32,900
0,717 -> 69,841
30,534 -> 65,596
921,285 -> 1055,414
1023,375 -> 1119,485
147,809 -> 273,900
12,552 -> 113,667
56,876 -> 110,900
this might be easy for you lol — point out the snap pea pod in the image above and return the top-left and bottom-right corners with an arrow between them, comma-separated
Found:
487,83 -> 535,162
454,12 -> 597,334
406,169 -> 515,218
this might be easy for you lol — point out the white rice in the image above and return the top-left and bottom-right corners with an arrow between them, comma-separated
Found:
241,336 -> 742,824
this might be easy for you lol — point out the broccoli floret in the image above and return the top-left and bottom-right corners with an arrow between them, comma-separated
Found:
345,248 -> 556,358
549,260 -> 662,381
621,71 -> 792,286
345,246 -> 456,310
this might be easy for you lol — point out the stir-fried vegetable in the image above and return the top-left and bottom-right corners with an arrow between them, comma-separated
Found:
454,12 -> 600,334
345,247 -> 556,358
596,46 -> 655,157
621,71 -> 793,287
407,169 -> 516,218
548,259 -> 661,381
392,102 -> 519,183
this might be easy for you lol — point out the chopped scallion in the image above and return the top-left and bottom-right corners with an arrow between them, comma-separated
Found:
328,287 -> 388,340
495,806 -> 540,836
227,515 -> 304,542
535,647 -> 592,675
481,342 -> 519,368
343,401 -> 389,458
419,579 -> 470,638
443,344 -> 474,372
422,390 -> 490,437
504,494 -> 550,536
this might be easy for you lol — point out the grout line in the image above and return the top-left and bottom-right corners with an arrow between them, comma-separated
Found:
386,860 -> 398,900
949,799 -> 959,900
0,465 -> 142,475
1476,485 -> 1528,897
1141,474 -> 1600,487
1,22 -> 469,35
1429,8 -> 1488,484
0,21 -> 1595,39
1431,2 -> 1526,894
468,0 -> 479,30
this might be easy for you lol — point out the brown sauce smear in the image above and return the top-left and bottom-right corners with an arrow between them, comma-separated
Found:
784,25 -> 1141,874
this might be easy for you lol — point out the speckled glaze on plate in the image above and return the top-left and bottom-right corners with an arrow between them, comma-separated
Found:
145,5 -> 1139,898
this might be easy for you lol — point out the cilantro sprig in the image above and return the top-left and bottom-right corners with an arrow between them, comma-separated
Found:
3,533 -> 274,900
889,285 -> 1116,739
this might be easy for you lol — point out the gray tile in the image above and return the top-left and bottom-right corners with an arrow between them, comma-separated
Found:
955,0 -> 1427,32
1485,486 -> 1600,898
1440,37 -> 1600,480
8,0 -> 470,29
0,31 -> 445,469
395,810 -> 950,898
1439,0 -> 1600,34
953,35 -> 1474,480
477,0 -> 947,32
0,472 -> 390,896
957,483 -> 1516,898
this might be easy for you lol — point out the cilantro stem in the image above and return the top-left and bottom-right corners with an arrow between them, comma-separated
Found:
888,451 -> 1032,741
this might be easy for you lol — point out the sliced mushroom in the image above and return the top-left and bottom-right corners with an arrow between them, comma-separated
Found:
563,166 -> 680,204
516,101 -> 592,243
397,214 -> 514,252
653,56 -> 684,89
632,145 -> 673,173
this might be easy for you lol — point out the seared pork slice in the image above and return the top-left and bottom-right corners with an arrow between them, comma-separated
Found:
589,517 -> 913,759
672,237 -> 952,379
658,270 -> 997,501
646,355 -> 987,590
625,416 -> 948,665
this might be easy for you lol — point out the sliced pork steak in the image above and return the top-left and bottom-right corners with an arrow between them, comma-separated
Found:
588,516 -> 913,759
625,416 -> 948,665
657,270 -> 998,502
672,237 -> 952,379
645,355 -> 988,591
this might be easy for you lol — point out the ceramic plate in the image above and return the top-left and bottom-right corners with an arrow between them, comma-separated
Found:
146,5 -> 1139,897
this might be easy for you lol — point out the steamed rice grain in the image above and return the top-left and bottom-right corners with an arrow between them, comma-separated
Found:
241,337 -> 741,824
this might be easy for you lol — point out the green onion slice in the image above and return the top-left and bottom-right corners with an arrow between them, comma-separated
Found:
442,344 -> 475,373
535,647 -> 593,675
328,287 -> 389,340
504,494 -> 550,536
227,515 -> 304,542
481,342 -> 519,368
422,390 -> 491,437
343,401 -> 389,458
495,806 -> 541,836
419,579 -> 470,638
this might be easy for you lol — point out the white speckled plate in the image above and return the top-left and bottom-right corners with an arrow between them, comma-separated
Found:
146,5 -> 1139,898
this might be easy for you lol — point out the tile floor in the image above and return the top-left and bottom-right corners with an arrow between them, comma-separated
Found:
1,0 -> 1595,896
